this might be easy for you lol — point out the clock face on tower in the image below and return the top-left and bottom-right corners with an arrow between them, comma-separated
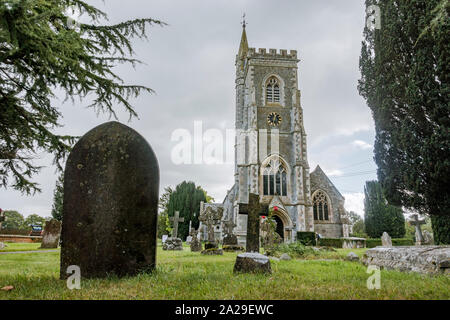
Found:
267,112 -> 282,126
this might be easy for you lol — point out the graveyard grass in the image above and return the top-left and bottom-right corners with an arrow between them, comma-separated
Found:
0,244 -> 449,300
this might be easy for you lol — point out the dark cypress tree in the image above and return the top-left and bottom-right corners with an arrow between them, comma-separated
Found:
167,181 -> 207,240
51,172 -> 64,221
364,181 -> 405,238
359,0 -> 449,243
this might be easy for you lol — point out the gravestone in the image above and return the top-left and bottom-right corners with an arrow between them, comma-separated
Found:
238,193 -> 268,252
409,214 -> 426,245
422,230 -> 434,245
163,211 -> 184,251
189,228 -> 202,252
381,232 -> 392,247
60,121 -> 159,279
40,219 -> 62,249
162,235 -> 168,243
222,219 -> 238,245
0,242 -> 6,250
186,236 -> 193,244
199,204 -> 223,249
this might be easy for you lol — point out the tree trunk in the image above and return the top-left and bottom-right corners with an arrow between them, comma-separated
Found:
430,215 -> 450,245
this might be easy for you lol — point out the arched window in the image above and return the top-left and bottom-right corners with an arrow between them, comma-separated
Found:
266,76 -> 280,103
262,158 -> 287,196
313,190 -> 330,221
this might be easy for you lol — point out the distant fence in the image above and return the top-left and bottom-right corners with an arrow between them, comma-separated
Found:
0,234 -> 42,243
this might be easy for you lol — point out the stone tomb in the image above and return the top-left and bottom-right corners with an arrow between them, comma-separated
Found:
362,246 -> 450,275
40,219 -> 62,249
60,121 -> 159,279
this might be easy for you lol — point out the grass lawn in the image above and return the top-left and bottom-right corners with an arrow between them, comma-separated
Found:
0,245 -> 448,300
0,243 -> 47,252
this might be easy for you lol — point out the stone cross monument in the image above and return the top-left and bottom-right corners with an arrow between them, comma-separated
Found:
409,214 -> 426,245
170,211 -> 184,239
238,193 -> 269,253
199,206 -> 223,243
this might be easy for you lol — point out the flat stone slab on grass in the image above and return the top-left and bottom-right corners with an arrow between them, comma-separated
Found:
233,252 -> 271,274
362,246 -> 450,275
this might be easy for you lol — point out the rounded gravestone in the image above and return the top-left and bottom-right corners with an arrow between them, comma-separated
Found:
60,121 -> 159,279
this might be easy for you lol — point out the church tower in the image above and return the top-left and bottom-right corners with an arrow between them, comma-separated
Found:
231,23 -> 315,243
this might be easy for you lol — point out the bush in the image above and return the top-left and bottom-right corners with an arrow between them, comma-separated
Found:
274,242 -> 318,258
296,231 -> 316,245
318,238 -> 344,248
366,238 -> 414,248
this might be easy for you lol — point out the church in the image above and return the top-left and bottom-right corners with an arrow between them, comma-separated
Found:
201,24 -> 350,244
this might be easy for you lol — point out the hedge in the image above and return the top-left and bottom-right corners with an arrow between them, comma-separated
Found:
366,238 -> 414,248
296,231 -> 316,245
318,238 -> 344,248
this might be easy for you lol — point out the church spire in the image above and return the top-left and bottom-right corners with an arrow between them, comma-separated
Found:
238,13 -> 248,60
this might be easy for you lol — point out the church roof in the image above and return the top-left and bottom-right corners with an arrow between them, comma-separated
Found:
310,165 -> 344,200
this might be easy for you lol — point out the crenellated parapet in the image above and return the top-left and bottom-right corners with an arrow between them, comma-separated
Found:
247,48 -> 298,60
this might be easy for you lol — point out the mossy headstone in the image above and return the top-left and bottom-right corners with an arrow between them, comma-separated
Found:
40,219 -> 62,249
60,121 -> 159,279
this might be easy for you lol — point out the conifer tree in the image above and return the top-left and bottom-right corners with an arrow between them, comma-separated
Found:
359,0 -> 449,243
0,0 -> 164,193
167,181 -> 207,240
51,172 -> 64,221
364,181 -> 405,238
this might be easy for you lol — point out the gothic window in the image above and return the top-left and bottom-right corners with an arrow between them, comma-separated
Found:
266,76 -> 281,104
313,190 -> 330,221
262,158 -> 287,196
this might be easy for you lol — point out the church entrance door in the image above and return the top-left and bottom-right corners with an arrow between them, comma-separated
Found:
273,215 -> 284,240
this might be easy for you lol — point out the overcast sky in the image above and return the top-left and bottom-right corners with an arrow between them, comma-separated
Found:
1,0 -> 377,218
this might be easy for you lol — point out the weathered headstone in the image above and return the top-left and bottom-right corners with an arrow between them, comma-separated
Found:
60,121 -> 159,279
422,230 -> 434,245
409,214 -> 426,245
189,228 -> 202,252
199,204 -> 223,248
40,219 -> 62,249
381,232 -> 392,247
222,219 -> 238,245
0,242 -> 6,250
186,236 -> 193,244
162,235 -> 168,243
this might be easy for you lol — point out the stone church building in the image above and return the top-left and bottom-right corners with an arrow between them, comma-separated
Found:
201,25 -> 350,244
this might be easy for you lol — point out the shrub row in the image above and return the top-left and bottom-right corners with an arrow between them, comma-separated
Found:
296,231 -> 316,245
366,238 -> 414,248
317,238 -> 343,248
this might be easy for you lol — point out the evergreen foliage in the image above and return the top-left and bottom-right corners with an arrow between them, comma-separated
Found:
364,181 -> 405,238
51,172 -> 64,221
0,0 -> 164,193
167,181 -> 207,240
359,0 -> 449,243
